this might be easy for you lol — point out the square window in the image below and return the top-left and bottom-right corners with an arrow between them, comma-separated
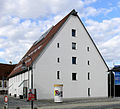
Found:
72,29 -> 76,37
72,57 -> 76,64
57,71 -> 60,79
88,88 -> 91,96
72,42 -> 76,50
72,73 -> 77,80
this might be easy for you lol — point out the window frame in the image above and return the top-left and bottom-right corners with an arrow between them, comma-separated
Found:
57,58 -> 60,63
72,73 -> 77,81
72,57 -> 77,64
87,47 -> 90,52
88,60 -> 90,65
88,88 -> 91,96
57,43 -> 59,48
88,72 -> 90,80
72,29 -> 76,37
4,81 -> 7,88
0,81 -> 2,87
72,42 -> 77,50
57,71 -> 60,79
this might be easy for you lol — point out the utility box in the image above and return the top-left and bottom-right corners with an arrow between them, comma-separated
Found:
54,84 -> 63,102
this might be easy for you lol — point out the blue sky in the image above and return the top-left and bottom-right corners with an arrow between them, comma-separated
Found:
0,0 -> 120,67
90,0 -> 120,20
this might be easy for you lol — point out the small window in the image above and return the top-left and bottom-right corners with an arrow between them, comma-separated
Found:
88,72 -> 90,80
72,57 -> 76,64
4,81 -> 7,88
88,60 -> 90,65
72,42 -> 76,50
57,43 -> 59,48
0,81 -> 2,87
57,58 -> 60,63
57,71 -> 60,79
72,73 -> 77,80
87,47 -> 90,52
72,29 -> 76,37
88,88 -> 91,96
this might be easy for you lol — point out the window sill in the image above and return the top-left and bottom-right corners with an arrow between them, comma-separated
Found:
72,80 -> 77,81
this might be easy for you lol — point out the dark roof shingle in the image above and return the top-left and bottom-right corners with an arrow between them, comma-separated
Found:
8,9 -> 109,78
0,63 -> 16,79
8,9 -> 75,78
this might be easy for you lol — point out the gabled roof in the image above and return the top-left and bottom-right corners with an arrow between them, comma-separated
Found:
8,9 -> 109,78
0,63 -> 16,79
8,9 -> 75,78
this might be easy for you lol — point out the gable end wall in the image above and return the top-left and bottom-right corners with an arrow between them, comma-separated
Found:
33,15 -> 108,99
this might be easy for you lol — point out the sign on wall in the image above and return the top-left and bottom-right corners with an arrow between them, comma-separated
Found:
28,89 -> 35,101
115,72 -> 120,85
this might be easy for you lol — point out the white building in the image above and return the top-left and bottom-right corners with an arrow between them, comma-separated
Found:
8,9 -> 109,99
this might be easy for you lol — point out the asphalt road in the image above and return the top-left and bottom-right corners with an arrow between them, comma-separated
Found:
1,95 -> 120,109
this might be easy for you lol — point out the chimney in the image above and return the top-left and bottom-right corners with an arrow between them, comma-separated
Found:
9,61 -> 12,65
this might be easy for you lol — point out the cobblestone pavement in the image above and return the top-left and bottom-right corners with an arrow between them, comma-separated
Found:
1,95 -> 120,109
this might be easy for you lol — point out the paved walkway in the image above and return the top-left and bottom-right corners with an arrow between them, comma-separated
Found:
14,97 -> 120,109
36,101 -> 120,109
1,96 -> 120,109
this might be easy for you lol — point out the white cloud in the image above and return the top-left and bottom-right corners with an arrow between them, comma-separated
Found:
80,7 -> 98,18
84,0 -> 96,5
0,0 -> 98,18
0,0 -> 117,66
118,1 -> 120,7
78,6 -> 113,18
0,14 -> 66,63
99,8 -> 113,16
86,18 -> 120,66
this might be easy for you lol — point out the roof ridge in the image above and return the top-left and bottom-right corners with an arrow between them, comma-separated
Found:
8,9 -> 78,78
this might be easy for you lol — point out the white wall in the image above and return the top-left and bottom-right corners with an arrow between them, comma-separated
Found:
8,71 -> 29,97
33,15 -> 108,99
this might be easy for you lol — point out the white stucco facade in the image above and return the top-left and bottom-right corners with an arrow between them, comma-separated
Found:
8,13 -> 108,99
9,71 -> 29,97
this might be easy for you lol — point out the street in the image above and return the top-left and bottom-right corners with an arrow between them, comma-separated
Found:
1,95 -> 120,109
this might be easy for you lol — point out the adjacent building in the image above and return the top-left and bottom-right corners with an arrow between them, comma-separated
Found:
8,9 -> 109,99
109,65 -> 120,97
0,63 -> 16,94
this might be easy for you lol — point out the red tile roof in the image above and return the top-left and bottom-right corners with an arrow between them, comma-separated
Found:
8,9 -> 109,78
0,63 -> 16,79
8,9 -> 76,78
